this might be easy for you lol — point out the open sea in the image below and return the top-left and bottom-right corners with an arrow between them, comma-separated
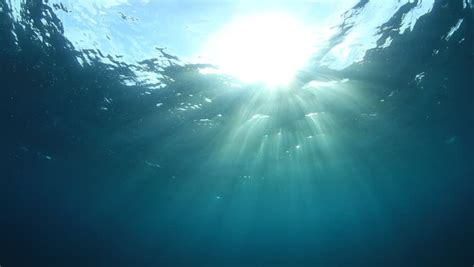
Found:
1,0 -> 473,266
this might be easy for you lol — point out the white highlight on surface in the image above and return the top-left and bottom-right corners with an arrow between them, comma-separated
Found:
302,80 -> 338,90
145,161 -> 161,168
445,19 -> 464,41
249,114 -> 270,121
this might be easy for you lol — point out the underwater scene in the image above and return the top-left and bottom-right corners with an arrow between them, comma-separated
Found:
1,0 -> 473,266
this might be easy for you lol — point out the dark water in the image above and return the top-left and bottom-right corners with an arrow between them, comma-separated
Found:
1,1 -> 473,266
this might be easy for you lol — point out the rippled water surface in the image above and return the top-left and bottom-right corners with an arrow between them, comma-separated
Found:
1,0 -> 473,266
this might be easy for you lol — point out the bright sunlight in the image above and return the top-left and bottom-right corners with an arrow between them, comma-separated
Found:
200,13 -> 318,87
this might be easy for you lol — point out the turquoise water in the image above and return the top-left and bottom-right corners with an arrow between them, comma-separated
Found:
1,1 -> 473,266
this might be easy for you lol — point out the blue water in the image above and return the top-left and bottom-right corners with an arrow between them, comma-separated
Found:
1,1 -> 473,266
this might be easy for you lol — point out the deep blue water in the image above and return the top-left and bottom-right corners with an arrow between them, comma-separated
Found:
1,1 -> 473,266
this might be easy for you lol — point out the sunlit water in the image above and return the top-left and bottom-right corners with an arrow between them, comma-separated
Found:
1,0 -> 473,266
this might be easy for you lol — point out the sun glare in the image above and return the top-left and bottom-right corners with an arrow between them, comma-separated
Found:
200,14 -> 317,87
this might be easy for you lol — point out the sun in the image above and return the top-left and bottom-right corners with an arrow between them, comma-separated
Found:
200,13 -> 317,87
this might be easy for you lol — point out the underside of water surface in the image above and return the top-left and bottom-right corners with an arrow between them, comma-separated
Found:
0,0 -> 473,266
